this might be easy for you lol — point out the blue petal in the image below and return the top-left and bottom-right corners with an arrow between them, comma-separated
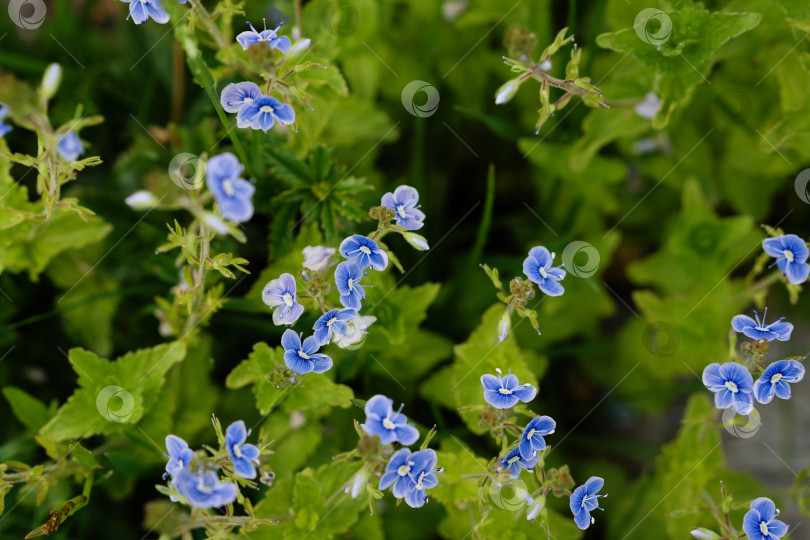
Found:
753,378 -> 774,404
762,237 -> 786,258
368,250 -> 389,271
519,437 -> 534,460
166,434 -> 189,458
272,102 -> 295,124
768,518 -> 789,537
742,508 -> 763,540
129,1 -> 148,23
269,36 -> 292,53
280,329 -> 301,351
539,279 -> 565,296
531,415 -> 556,435
379,471 -> 398,490
340,292 -> 362,310
220,82 -> 262,113
511,384 -> 537,403
240,443 -> 260,461
233,457 -> 257,479
404,486 -> 428,508
573,508 -> 592,530
144,0 -> 170,24
309,353 -> 333,374
393,475 -> 414,499
484,388 -> 518,409
528,246 -> 552,267
480,374 -> 501,392
284,351 -> 313,375
236,31 -> 262,50
394,424 -> 419,446
781,360 -> 805,382
365,395 -> 392,419
785,261 -> 810,285
750,497 -> 776,522
732,391 -> 754,415
714,388 -> 733,409
226,420 -> 247,447
731,314 -> 757,332
702,363 -> 725,391
782,234 -> 809,262
584,476 -> 604,495
409,449 -> 437,473
301,336 -> 320,356
773,379 -> 792,400
769,321 -> 793,341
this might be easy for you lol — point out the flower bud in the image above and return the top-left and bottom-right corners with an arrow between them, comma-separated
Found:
403,232 -> 429,251
497,311 -> 511,342
125,190 -> 158,210
495,78 -> 521,105
41,63 -> 62,101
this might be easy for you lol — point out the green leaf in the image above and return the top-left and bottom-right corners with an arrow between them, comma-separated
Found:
596,2 -> 760,128
3,387 -> 52,432
37,342 -> 186,443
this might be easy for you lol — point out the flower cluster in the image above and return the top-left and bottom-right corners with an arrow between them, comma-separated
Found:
262,186 -> 430,375
703,308 -> 805,416
161,419 -> 264,509
478,368 -> 606,530
356,394 -> 442,509
483,245 -> 567,341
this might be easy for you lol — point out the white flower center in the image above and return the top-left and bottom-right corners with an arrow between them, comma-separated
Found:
260,105 -> 274,113
397,204 -> 408,217
397,464 -> 411,476
498,387 -> 513,395
760,521 -> 770,535
347,278 -> 354,291
243,97 -> 253,104
754,326 -> 769,332
233,444 -> 242,459
724,381 -> 738,393
770,373 -> 783,384
298,350 -> 310,360
416,471 -> 426,488
360,246 -> 371,255
282,293 -> 294,307
508,455 -> 521,465
783,249 -> 794,263
538,267 -> 549,279
382,417 -> 396,430
326,317 -> 337,327
527,429 -> 536,439
197,478 -> 213,494
222,179 -> 235,196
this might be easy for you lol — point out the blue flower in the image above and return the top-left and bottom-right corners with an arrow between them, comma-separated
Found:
281,329 -> 333,374
522,246 -> 566,296
57,132 -> 84,162
303,245 -> 336,273
732,308 -> 793,342
381,185 -> 425,230
236,95 -> 295,132
378,448 -> 441,508
120,0 -> 170,24
499,446 -> 539,479
361,394 -> 419,445
172,468 -> 238,508
519,415 -> 555,459
313,308 -> 358,346
206,152 -> 254,223
262,273 -> 304,325
570,476 -> 606,530
164,435 -> 193,479
339,235 -> 388,271
702,362 -> 754,415
225,420 -> 261,479
335,261 -> 367,309
220,81 -> 263,127
236,20 -> 292,53
743,497 -> 789,540
754,360 -> 805,404
0,102 -> 11,138
763,234 -> 809,285
480,368 -> 537,409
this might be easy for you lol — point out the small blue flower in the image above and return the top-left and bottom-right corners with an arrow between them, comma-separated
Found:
236,95 -> 295,132
570,476 -> 606,530
0,102 -> 11,138
763,234 -> 809,285
743,497 -> 789,540
519,415 -> 556,459
262,273 -> 304,325
236,20 -> 292,53
732,308 -> 793,342
378,448 -> 441,508
702,362 -> 754,415
313,308 -> 358,346
206,152 -> 254,223
499,446 -> 539,479
164,434 -> 193,479
57,132 -> 84,162
281,329 -> 333,374
303,245 -> 336,273
381,185 -> 425,230
335,261 -> 367,310
754,360 -> 805,404
522,246 -> 566,296
480,368 -> 537,409
339,235 -> 388,271
120,0 -> 170,24
225,420 -> 261,479
172,468 -> 238,508
220,81 -> 263,126
361,394 -> 419,446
